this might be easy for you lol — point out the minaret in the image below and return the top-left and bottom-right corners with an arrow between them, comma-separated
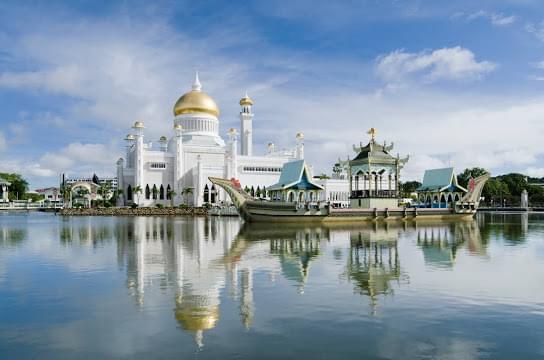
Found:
132,121 -> 145,189
227,128 -> 238,179
296,132 -> 305,160
116,158 -> 124,206
174,124 -> 184,203
239,92 -> 254,156
124,134 -> 135,168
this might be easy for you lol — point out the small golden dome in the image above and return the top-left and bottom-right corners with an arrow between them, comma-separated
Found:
173,73 -> 220,117
125,134 -> 135,141
159,136 -> 167,142
296,132 -> 304,140
239,93 -> 253,106
133,121 -> 145,128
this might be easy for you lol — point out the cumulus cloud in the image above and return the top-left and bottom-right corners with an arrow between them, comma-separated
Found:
453,11 -> 517,27
376,47 -> 496,83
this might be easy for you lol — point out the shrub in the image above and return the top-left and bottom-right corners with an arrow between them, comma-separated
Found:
202,202 -> 212,209
156,203 -> 164,208
130,203 -> 138,209
179,203 -> 188,209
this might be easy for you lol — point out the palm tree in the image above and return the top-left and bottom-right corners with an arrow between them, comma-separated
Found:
151,185 -> 159,200
167,189 -> 176,207
133,185 -> 143,206
77,187 -> 90,208
115,188 -> 124,206
181,187 -> 193,206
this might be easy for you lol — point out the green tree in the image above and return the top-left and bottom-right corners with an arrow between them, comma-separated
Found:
401,181 -> 421,198
114,188 -> 124,206
495,173 -> 527,196
181,187 -> 193,205
318,173 -> 330,180
167,189 -> 176,207
457,167 -> 488,188
0,173 -> 29,200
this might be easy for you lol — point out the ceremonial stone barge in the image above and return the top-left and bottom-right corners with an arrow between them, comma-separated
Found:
210,130 -> 490,223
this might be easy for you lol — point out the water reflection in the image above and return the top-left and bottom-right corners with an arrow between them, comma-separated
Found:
345,226 -> 403,312
417,221 -> 486,268
1,212 -> 542,357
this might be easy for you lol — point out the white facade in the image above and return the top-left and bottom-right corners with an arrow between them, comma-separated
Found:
117,74 -> 303,207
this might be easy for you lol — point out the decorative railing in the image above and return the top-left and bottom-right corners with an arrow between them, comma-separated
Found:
350,190 -> 398,199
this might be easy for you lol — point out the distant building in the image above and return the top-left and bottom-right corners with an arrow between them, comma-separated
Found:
65,176 -> 118,191
0,177 -> 10,202
416,167 -> 466,208
35,187 -> 61,203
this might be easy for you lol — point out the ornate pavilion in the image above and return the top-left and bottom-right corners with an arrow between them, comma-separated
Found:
267,160 -> 324,202
349,129 -> 409,208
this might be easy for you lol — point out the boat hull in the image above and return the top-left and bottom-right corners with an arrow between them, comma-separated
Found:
242,202 -> 476,223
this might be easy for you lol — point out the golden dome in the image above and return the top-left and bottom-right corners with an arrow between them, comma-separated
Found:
124,134 -> 135,141
133,121 -> 145,128
239,92 -> 253,106
173,73 -> 220,117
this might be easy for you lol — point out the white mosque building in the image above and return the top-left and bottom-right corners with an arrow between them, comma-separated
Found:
117,73 -> 304,207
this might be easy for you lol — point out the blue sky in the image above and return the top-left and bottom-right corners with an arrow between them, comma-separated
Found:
1,0 -> 544,188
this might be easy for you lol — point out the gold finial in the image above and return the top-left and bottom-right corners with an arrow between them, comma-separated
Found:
367,128 -> 377,141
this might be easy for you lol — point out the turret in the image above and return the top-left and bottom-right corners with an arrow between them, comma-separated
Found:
132,121 -> 145,189
174,124 -> 184,201
239,92 -> 254,156
227,128 -> 238,180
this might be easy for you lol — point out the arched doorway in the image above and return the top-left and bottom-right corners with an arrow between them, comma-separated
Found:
145,185 -> 150,200
440,194 -> 446,208
166,185 -> 171,200
159,185 -> 164,200
127,185 -> 133,201
203,184 -> 209,203
299,192 -> 304,202
288,192 -> 294,202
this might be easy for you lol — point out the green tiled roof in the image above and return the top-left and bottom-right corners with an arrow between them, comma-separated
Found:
417,167 -> 467,192
268,160 -> 324,191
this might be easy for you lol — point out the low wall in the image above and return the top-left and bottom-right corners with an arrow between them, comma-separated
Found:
60,207 -> 208,217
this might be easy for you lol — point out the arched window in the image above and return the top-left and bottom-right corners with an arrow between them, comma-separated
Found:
127,185 -> 133,201
166,185 -> 171,200
159,185 -> 164,200
203,184 -> 209,203
211,185 -> 217,203
250,186 -> 255,197
262,186 -> 267,198
152,185 -> 158,200
299,192 -> 304,202
288,192 -> 294,202
145,185 -> 150,200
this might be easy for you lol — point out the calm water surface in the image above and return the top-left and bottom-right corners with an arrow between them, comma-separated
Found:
0,212 -> 543,359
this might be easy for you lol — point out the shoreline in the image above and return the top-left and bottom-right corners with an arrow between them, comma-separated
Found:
60,207 -> 209,216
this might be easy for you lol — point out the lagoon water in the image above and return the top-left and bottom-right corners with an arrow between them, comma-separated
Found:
0,212 -> 543,359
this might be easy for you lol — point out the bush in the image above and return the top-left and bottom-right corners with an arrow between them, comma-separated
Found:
156,203 -> 164,208
202,202 -> 212,209
130,203 -> 138,209
179,203 -> 188,209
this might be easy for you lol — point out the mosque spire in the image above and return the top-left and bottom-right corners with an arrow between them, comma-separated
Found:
192,71 -> 202,91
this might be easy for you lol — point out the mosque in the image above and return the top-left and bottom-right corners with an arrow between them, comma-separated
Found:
117,73 -> 303,207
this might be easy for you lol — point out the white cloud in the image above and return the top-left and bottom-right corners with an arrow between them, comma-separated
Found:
457,10 -> 517,27
376,47 -> 496,83
526,21 -> 544,42
526,167 -> 544,178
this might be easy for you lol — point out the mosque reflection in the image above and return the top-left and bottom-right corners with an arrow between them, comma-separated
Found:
54,216 -> 497,347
